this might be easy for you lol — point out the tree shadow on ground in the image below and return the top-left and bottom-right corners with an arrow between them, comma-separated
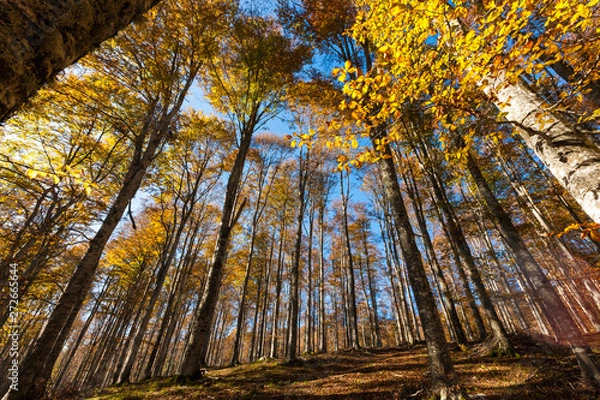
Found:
88,337 -> 600,400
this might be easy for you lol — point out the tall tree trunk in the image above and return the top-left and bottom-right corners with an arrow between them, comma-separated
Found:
179,126 -> 253,379
106,276 -> 155,387
339,169 -> 360,350
417,142 -> 513,352
230,159 -> 277,364
230,223 -> 259,365
0,0 -> 163,121
257,233 -> 275,359
304,205 -> 315,354
360,226 -> 382,347
358,260 -> 376,347
117,209 -> 188,384
332,291 -> 340,352
286,150 -> 309,362
382,206 -> 417,344
339,257 -> 351,348
146,219 -> 203,379
53,275 -> 113,390
270,203 -> 288,359
400,158 -> 468,346
375,206 -> 410,344
318,205 -> 327,353
249,272 -> 263,361
371,133 -> 462,396
466,151 -> 600,383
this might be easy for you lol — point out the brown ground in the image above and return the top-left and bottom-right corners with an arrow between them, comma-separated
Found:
84,334 -> 600,400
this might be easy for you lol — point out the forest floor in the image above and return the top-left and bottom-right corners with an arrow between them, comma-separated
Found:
81,334 -> 600,400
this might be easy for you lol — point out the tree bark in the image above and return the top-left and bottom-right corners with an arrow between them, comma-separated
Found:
0,0 -> 163,122
485,77 -> 600,223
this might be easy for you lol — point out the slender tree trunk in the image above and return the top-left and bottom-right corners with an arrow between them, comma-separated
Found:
340,257 -> 351,348
270,209 -> 287,359
304,205 -> 315,354
286,152 -> 309,362
332,291 -> 340,351
145,221 -> 201,379
318,205 -> 327,353
249,274 -> 263,362
257,234 -> 275,359
360,227 -> 382,347
117,213 -> 187,384
376,208 -> 409,344
383,208 -> 417,344
371,134 -> 461,395
106,276 -> 155,387
339,169 -> 360,350
230,225 -> 258,365
473,213 -> 529,332
401,159 -> 468,346
421,146 -> 514,353
358,260 -> 376,346
179,125 -> 253,379
53,276 -> 113,390
231,159 -> 277,363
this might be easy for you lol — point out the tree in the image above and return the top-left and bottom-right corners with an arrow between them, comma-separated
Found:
229,134 -> 291,365
179,12 -> 309,379
402,121 -> 513,354
0,88 -> 128,327
370,131 -> 464,398
115,112 -> 223,384
0,0 -> 165,122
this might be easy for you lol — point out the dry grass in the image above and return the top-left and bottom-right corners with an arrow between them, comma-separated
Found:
83,334 -> 600,400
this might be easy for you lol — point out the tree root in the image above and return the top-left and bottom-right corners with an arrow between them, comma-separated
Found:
470,335 -> 517,358
426,384 -> 470,400
173,369 -> 209,385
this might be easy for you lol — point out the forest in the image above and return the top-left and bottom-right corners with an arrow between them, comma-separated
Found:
0,0 -> 600,399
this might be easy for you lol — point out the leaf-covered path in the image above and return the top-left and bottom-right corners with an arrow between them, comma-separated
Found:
86,334 -> 599,400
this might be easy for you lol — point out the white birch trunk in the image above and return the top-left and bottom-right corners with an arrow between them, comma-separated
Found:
485,78 -> 600,223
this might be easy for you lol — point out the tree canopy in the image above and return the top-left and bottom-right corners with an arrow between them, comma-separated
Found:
1,1 -> 600,399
